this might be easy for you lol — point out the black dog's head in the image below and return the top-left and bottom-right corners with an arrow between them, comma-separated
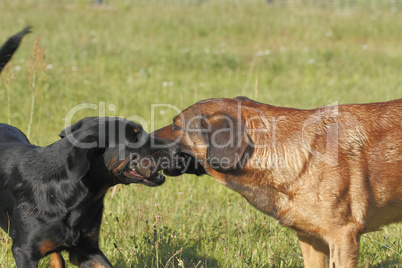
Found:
60,117 -> 179,187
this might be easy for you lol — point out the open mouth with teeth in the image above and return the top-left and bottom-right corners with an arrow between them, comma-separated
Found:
114,160 -> 165,187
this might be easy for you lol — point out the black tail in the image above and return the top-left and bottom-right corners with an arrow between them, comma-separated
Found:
0,26 -> 32,73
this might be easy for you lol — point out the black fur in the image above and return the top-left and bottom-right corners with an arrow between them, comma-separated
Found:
0,26 -> 31,73
0,117 -> 177,267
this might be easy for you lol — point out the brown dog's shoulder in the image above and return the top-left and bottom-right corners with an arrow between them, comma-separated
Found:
233,96 -> 267,105
233,96 -> 253,102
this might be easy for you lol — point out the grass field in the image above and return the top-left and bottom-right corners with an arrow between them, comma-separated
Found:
0,1 -> 401,267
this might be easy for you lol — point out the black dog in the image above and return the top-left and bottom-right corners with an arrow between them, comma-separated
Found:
0,26 -> 31,73
0,117 -> 178,267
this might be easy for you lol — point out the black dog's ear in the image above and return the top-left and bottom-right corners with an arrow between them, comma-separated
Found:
65,146 -> 94,182
60,117 -> 101,182
59,117 -> 99,139
202,114 -> 253,172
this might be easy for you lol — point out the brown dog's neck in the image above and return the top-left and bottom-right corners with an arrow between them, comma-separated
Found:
207,168 -> 292,220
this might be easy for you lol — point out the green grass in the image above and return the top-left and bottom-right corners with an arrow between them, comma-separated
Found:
0,1 -> 401,267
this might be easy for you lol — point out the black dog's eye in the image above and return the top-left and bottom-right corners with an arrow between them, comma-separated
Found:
131,128 -> 141,142
133,133 -> 141,143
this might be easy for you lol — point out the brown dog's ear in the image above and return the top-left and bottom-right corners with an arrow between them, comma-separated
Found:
202,114 -> 253,172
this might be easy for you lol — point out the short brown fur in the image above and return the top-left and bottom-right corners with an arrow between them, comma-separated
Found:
153,97 -> 402,267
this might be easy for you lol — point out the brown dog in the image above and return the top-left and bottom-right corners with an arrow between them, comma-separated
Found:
153,97 -> 402,267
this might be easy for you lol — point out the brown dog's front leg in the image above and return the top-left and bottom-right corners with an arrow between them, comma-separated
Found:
298,233 -> 329,268
328,231 -> 360,268
69,248 -> 113,268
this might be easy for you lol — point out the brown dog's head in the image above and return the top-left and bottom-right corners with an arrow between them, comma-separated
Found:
60,117 -> 180,187
152,97 -> 254,177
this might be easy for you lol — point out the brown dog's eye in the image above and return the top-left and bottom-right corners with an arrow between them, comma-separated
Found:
172,121 -> 181,130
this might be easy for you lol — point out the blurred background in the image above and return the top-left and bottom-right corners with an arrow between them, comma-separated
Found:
0,0 -> 401,267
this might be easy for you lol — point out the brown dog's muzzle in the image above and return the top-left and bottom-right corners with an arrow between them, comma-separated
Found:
151,126 -> 206,177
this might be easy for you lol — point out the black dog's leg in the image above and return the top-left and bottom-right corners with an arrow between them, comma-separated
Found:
12,246 -> 39,268
69,248 -> 113,268
50,252 -> 65,268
